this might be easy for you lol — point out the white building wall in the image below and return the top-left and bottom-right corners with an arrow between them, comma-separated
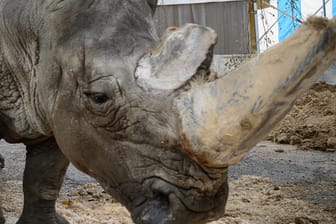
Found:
257,0 -> 278,52
301,0 -> 333,19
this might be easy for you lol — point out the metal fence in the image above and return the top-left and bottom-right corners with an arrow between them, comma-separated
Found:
154,0 -> 251,54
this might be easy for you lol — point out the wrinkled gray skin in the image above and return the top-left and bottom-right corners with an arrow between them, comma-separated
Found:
0,0 -> 228,224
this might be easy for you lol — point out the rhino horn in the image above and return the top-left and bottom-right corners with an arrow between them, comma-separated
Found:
174,17 -> 336,168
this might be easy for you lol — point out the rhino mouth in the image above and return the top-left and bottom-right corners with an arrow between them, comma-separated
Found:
132,175 -> 228,224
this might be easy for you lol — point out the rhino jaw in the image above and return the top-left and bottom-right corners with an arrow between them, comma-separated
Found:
175,17 -> 336,168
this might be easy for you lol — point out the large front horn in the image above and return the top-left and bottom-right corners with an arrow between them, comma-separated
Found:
175,17 -> 336,168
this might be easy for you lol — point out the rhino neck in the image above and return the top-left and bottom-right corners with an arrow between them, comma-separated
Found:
0,1 -> 52,142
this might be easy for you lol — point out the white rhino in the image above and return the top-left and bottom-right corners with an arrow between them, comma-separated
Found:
0,0 -> 335,223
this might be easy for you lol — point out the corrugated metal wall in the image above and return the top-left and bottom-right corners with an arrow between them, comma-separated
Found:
154,0 -> 251,54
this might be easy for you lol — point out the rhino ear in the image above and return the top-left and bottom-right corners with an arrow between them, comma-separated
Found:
147,0 -> 158,15
135,24 -> 217,92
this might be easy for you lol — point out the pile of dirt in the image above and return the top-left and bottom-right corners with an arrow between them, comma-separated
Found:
268,82 -> 336,151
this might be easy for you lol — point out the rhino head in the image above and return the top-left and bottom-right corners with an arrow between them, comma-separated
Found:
30,0 -> 335,223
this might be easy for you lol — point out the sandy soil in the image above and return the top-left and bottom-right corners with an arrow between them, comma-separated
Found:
268,82 -> 336,152
1,175 -> 335,224
2,140 -> 336,224
57,176 -> 336,224
1,140 -> 335,224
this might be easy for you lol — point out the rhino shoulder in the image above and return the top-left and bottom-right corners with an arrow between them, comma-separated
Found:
0,49 -> 49,143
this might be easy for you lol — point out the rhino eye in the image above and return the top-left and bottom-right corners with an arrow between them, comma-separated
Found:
85,92 -> 109,104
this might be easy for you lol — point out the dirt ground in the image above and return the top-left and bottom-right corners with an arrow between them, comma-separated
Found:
1,141 -> 335,224
56,176 -> 336,224
268,82 -> 336,151
2,175 -> 335,224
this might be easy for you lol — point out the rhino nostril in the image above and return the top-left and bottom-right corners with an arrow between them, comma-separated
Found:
149,192 -> 170,213
133,193 -> 173,224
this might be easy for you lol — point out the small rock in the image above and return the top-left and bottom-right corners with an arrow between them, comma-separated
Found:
274,149 -> 285,153
290,135 -> 301,145
277,133 -> 289,144
327,137 -> 336,149
275,194 -> 283,201
61,199 -> 73,207
273,186 -> 280,191
241,198 -> 250,203
294,217 -> 319,224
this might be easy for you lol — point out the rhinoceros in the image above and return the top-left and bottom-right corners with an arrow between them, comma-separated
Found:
0,0 -> 335,223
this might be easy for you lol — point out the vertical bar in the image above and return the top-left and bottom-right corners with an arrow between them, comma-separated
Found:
323,0 -> 327,17
249,0 -> 257,53
254,0 -> 260,53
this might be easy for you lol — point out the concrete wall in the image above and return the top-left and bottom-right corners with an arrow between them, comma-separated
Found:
154,0 -> 251,54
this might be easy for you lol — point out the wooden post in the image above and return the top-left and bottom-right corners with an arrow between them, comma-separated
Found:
249,0 -> 257,53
